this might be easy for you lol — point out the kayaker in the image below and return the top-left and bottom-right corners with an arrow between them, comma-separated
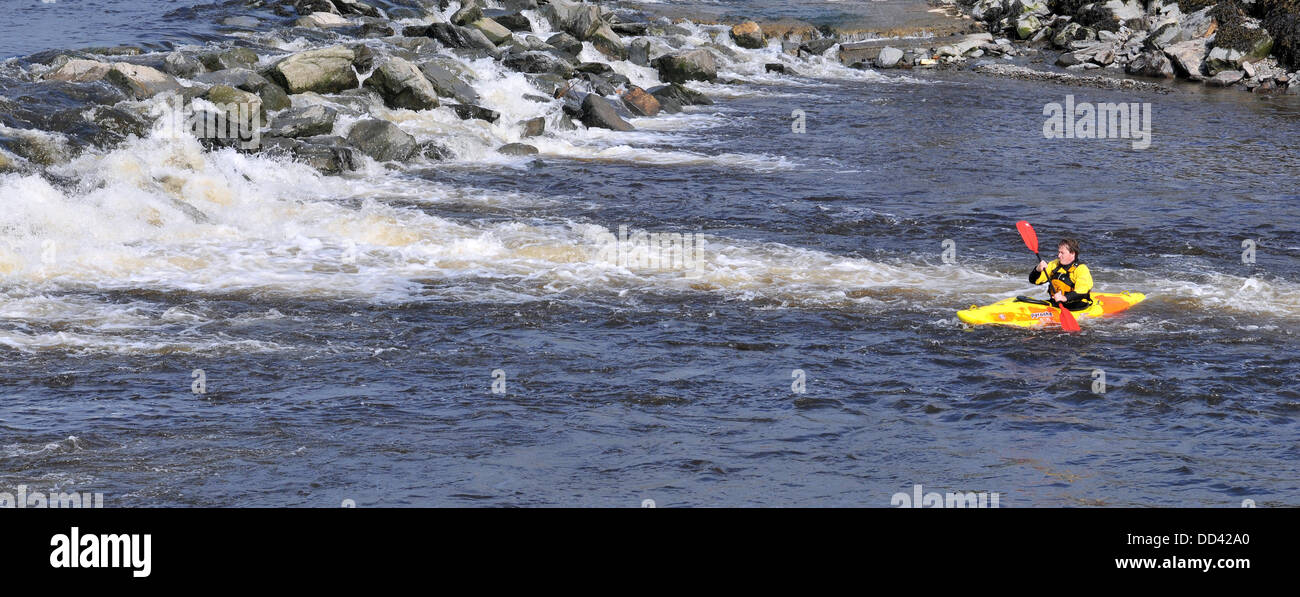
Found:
1030,238 -> 1093,311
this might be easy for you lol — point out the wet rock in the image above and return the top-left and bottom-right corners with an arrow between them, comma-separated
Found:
612,22 -> 649,36
266,45 -> 358,94
1053,22 -> 1096,49
470,18 -> 514,45
1164,39 -> 1209,79
1145,21 -> 1182,50
418,61 -> 480,105
451,3 -> 483,26
622,86 -> 660,116
498,142 -> 538,155
503,51 -> 575,78
1016,16 -> 1042,40
494,13 -> 533,32
579,94 -> 634,131
365,57 -> 441,110
200,47 -> 260,71
410,23 -> 501,56
1180,7 -> 1217,41
346,119 -> 417,161
576,62 -> 615,76
196,69 -> 292,112
765,63 -> 787,74
520,116 -> 546,137
648,82 -> 713,108
162,51 -> 203,78
268,104 -> 338,138
1206,47 -> 1246,76
1207,70 -> 1245,87
262,135 -> 360,174
546,32 -> 584,60
448,103 -> 500,122
579,73 -> 617,96
588,23 -> 627,60
296,11 -> 350,28
543,0 -> 598,38
1126,50 -> 1175,78
45,59 -> 113,82
730,22 -> 766,49
876,47 -> 904,68
295,0 -> 339,15
334,0 -> 379,17
653,49 -> 717,83
629,39 -> 651,67
105,64 -> 181,99
0,151 -> 15,173
800,38 -> 839,56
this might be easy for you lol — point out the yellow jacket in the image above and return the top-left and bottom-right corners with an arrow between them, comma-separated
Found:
1029,260 -> 1093,305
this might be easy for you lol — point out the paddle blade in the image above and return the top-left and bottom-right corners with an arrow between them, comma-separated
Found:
1058,304 -> 1080,332
1016,220 -> 1038,254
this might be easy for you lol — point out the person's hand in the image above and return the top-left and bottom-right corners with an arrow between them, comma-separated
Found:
1053,291 -> 1066,303
1037,260 -> 1048,271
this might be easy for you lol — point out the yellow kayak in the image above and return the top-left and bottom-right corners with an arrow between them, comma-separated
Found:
957,292 -> 1146,328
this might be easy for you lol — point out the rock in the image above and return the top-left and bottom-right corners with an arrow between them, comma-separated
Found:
262,136 -> 359,174
266,46 -> 357,94
648,82 -> 712,107
296,11 -> 349,28
1243,60 -> 1257,78
495,13 -> 533,32
295,0 -> 339,15
162,51 -> 203,77
1145,21 -> 1182,50
629,39 -> 651,67
503,51 -> 575,78
730,22 -> 765,49
576,62 -> 615,76
621,86 -> 660,116
1206,47 -> 1246,76
221,16 -> 260,28
1126,50 -> 1175,79
765,63 -> 787,74
1053,22 -> 1096,49
413,23 -> 500,55
876,46 -> 903,68
1056,51 -> 1085,67
653,49 -> 717,83
200,47 -> 259,72
470,18 -> 514,45
346,119 -> 417,161
267,104 -> 338,138
546,32 -> 584,59
498,142 -> 538,155
1180,7 -> 1217,41
579,94 -> 634,131
418,62 -> 479,105
448,103 -> 500,122
335,0 -> 380,18
588,23 -> 627,60
612,22 -> 649,36
543,0 -> 598,39
520,117 -> 546,137
365,57 -> 441,110
1016,16 -> 1041,40
1164,39 -> 1209,79
1207,70 -> 1245,87
45,59 -> 113,82
800,38 -> 839,56
104,64 -> 181,99
0,151 -> 14,173
451,3 -> 483,26
201,85 -> 263,131
195,68 -> 291,112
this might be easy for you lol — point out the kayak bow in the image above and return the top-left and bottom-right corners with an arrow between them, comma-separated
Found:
957,292 -> 1146,328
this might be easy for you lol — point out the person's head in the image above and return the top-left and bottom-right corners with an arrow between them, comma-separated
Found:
1057,238 -> 1080,265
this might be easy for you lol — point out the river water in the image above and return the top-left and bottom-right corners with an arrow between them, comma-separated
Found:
1,1 -> 1297,507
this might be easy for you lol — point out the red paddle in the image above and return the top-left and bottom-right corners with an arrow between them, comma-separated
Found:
1016,220 -> 1080,332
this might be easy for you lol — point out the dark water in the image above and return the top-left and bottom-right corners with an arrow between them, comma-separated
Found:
1,1 -> 1298,507
0,0 -> 239,58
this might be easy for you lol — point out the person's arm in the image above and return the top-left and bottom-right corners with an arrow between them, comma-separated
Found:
1029,260 -> 1051,284
1064,264 -> 1093,302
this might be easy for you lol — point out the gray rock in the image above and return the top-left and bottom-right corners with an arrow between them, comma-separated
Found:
418,62 -> 479,105
498,142 -> 538,155
365,57 -> 441,110
503,51 -> 575,78
1180,7 -> 1217,41
1144,21 -> 1182,51
546,32 -> 583,59
296,12 -> 350,28
1207,70 -> 1245,87
469,18 -> 514,45
346,119 -> 417,161
1206,47 -> 1245,76
1126,51 -> 1175,79
162,51 -> 203,77
653,49 -> 717,83
195,68 -> 291,112
520,116 -> 546,137
448,103 -> 500,122
1164,39 -> 1208,79
104,64 -> 181,99
412,23 -> 501,55
45,59 -> 113,82
647,82 -> 713,107
200,47 -> 259,72
267,105 -> 338,138
629,39 -> 651,67
494,13 -> 533,32
262,136 -> 359,174
579,94 -> 634,131
800,38 -> 838,56
451,3 -> 483,26
587,23 -> 627,60
266,45 -> 358,94
876,47 -> 903,68
1053,23 -> 1096,49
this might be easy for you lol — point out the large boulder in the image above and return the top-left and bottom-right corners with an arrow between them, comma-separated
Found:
498,142 -> 538,156
45,59 -> 113,82
876,47 -> 903,68
418,61 -> 480,105
1207,70 -> 1245,87
1125,50 -> 1175,79
262,135 -> 359,174
365,57 -> 441,110
267,105 -> 338,138
469,18 -> 514,45
730,22 -> 766,49
1164,38 -> 1209,79
621,86 -> 660,116
448,103 -> 500,122
266,46 -> 358,94
1015,16 -> 1042,40
503,51 -> 575,78
162,51 -> 203,77
296,12 -> 350,28
451,3 -> 483,26
653,50 -> 717,83
579,94 -> 634,131
104,64 -> 181,99
1053,22 -> 1096,49
648,82 -> 712,107
546,33 -> 584,59
1206,47 -> 1246,76
195,68 -> 291,112
346,119 -> 417,161
201,85 -> 263,132
200,47 -> 259,71
629,39 -> 651,66
587,23 -> 627,60
410,23 -> 500,55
